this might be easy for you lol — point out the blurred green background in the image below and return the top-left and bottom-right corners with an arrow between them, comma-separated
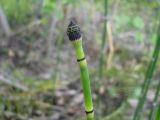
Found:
0,0 -> 160,120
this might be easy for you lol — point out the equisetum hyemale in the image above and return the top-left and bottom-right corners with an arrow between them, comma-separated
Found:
67,21 -> 94,120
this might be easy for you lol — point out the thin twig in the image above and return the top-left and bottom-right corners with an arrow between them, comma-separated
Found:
0,70 -> 28,91
106,21 -> 115,69
47,0 -> 61,59
0,7 -> 12,37
11,20 -> 42,36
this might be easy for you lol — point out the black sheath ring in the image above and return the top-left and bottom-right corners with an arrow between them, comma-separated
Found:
77,57 -> 85,62
85,109 -> 94,114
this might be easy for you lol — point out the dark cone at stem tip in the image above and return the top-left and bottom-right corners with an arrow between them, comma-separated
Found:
67,21 -> 81,41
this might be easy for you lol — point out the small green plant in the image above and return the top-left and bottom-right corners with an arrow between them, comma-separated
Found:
67,21 -> 94,120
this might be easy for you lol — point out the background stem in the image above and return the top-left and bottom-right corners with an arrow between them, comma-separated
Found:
133,22 -> 160,120
148,78 -> 160,120
99,0 -> 108,78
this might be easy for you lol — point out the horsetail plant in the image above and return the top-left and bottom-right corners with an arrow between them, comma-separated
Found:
133,23 -> 160,120
148,20 -> 160,120
67,21 -> 94,120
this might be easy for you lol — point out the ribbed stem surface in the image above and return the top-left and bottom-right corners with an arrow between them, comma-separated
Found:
67,21 -> 94,120
72,39 -> 94,120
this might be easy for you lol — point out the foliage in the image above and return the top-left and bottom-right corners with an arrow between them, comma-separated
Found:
42,0 -> 56,14
42,0 -> 76,14
0,0 -> 33,25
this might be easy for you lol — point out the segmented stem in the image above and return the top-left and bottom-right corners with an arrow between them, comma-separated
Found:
67,21 -> 94,120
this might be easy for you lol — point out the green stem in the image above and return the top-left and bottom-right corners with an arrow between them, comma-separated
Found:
148,78 -> 160,120
154,104 -> 160,120
133,24 -> 160,120
99,0 -> 108,78
67,21 -> 94,120
148,14 -> 160,120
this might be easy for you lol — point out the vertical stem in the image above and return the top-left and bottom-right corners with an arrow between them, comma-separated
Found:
106,22 -> 114,69
54,1 -> 64,81
148,78 -> 160,120
133,23 -> 160,120
154,104 -> 160,120
73,40 -> 94,120
0,7 -> 12,36
99,0 -> 108,78
46,0 -> 60,59
67,21 -> 94,120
